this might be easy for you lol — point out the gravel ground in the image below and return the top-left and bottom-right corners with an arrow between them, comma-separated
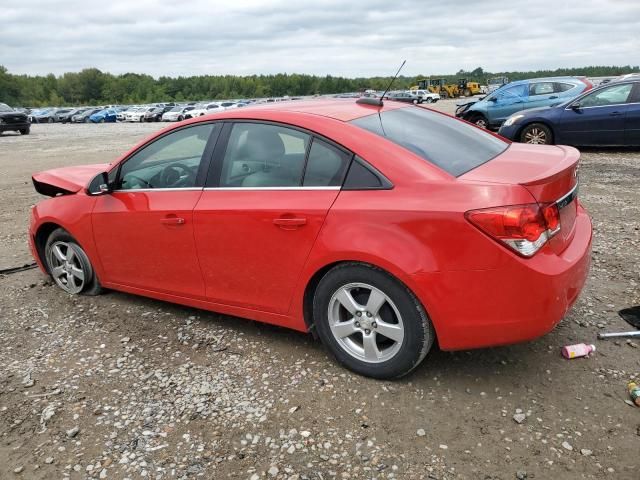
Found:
1,101 -> 639,479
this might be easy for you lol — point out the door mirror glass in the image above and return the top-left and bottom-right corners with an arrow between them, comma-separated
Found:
571,102 -> 581,110
88,172 -> 111,195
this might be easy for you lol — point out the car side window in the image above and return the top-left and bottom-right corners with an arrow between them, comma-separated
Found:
220,123 -> 310,188
529,82 -> 555,96
118,124 -> 215,190
555,82 -> 575,93
495,84 -> 527,101
578,83 -> 634,108
303,139 -> 351,187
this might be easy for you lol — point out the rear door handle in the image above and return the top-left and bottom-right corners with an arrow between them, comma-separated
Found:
609,111 -> 622,116
273,217 -> 307,229
549,95 -> 558,99
160,216 -> 185,225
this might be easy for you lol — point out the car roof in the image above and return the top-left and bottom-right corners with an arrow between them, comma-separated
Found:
510,76 -> 583,85
233,98 -> 408,122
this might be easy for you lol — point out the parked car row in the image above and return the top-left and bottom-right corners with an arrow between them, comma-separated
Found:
23,100 -> 253,125
455,74 -> 640,146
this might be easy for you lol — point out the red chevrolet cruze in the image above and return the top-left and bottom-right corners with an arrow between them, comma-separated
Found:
29,99 -> 592,379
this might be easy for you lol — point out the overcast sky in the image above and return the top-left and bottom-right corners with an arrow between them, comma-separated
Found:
2,0 -> 638,78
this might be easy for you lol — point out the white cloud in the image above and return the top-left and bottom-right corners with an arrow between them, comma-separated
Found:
1,0 -> 638,77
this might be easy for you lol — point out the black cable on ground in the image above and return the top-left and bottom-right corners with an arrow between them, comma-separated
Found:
0,263 -> 38,275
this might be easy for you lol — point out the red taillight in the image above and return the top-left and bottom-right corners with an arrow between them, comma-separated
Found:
466,203 -> 561,257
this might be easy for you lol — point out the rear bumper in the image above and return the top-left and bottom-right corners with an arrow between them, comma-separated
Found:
412,205 -> 592,350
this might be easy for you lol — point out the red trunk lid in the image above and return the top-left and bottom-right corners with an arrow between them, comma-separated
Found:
462,143 -> 580,253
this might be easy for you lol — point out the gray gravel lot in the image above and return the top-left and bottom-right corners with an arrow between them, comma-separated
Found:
1,100 -> 639,479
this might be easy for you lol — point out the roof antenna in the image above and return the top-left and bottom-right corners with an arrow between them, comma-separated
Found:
357,60 -> 406,107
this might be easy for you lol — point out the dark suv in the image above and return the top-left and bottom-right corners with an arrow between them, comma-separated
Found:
0,103 -> 30,135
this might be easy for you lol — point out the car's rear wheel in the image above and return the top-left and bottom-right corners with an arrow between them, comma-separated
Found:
47,117 -> 54,123
19,128 -> 30,135
469,114 -> 488,129
178,115 -> 184,121
45,229 -> 102,296
99,118 -> 105,123
313,263 -> 434,379
520,123 -> 553,145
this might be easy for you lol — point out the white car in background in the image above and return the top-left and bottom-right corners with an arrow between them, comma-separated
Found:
411,89 -> 440,103
117,107 -> 139,122
161,106 -> 195,122
185,102 -> 225,119
126,107 -> 154,122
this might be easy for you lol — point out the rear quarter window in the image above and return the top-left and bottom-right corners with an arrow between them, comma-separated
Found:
350,107 -> 508,177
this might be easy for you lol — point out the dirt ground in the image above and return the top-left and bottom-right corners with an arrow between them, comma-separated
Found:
1,100 -> 639,480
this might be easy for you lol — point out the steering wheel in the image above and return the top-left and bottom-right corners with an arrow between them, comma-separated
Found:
160,163 -> 196,188
124,174 -> 153,189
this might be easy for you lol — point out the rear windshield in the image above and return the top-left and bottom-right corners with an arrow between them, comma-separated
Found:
350,107 -> 508,176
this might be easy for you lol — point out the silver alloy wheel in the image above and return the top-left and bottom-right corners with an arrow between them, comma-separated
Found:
474,117 -> 487,129
524,127 -> 547,144
47,241 -> 86,294
328,282 -> 405,363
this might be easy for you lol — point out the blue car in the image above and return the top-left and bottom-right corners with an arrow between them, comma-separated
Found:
89,109 -> 118,123
498,79 -> 640,146
455,77 -> 593,130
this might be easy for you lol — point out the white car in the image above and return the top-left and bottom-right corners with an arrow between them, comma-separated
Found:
411,89 -> 440,103
185,102 -> 225,119
161,106 -> 195,122
117,107 -> 140,122
126,107 -> 155,122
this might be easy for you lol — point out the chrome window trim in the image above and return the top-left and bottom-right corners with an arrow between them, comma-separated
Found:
111,187 -> 203,193
564,102 -> 638,111
203,186 -> 340,191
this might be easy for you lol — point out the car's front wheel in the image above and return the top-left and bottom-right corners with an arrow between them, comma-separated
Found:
313,263 -> 434,379
45,228 -> 102,295
468,114 -> 488,129
19,128 -> 30,135
520,123 -> 553,145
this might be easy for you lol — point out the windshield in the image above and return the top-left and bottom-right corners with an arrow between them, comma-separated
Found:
0,103 -> 14,112
350,107 -> 508,176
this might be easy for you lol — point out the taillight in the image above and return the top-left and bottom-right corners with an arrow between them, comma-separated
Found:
465,203 -> 561,257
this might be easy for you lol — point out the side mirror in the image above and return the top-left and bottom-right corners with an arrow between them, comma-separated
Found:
571,102 -> 581,110
87,172 -> 111,195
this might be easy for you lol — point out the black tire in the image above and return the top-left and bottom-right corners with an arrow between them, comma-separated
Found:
47,117 -> 54,123
425,98 -> 434,103
19,128 -> 29,135
44,228 -> 103,296
84,118 -> 90,123
468,114 -> 488,129
412,99 -> 418,104
99,118 -> 105,123
313,263 -> 434,379
519,122 -> 553,145
178,115 -> 184,121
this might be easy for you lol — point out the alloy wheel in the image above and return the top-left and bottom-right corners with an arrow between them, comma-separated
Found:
328,282 -> 405,363
524,128 -> 547,144
47,241 -> 86,294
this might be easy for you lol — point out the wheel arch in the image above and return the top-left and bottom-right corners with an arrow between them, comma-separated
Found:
301,259 -> 439,347
34,221 -> 64,273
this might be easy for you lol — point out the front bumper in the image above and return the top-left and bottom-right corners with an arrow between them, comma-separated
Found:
497,123 -> 520,141
412,205 -> 592,350
0,121 -> 30,132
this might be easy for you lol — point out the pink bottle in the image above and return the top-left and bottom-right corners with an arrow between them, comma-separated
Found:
561,343 -> 596,359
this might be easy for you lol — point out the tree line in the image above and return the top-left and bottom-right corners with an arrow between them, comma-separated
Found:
1,65 -> 638,107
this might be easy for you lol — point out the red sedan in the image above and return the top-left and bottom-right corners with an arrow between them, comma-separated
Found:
29,99 -> 592,379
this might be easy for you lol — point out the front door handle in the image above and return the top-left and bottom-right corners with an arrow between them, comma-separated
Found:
273,217 -> 307,229
160,216 -> 185,225
609,111 -> 622,116
549,95 -> 558,99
